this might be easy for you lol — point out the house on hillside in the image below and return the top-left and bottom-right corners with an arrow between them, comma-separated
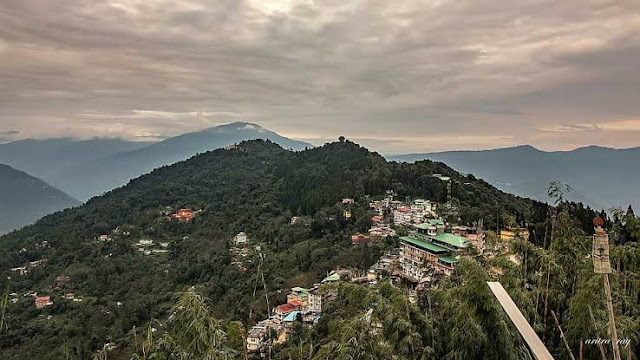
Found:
97,234 -> 111,242
247,320 -> 272,352
275,303 -> 297,323
351,233 -> 382,245
232,232 -> 248,245
11,267 -> 27,276
35,296 -> 53,309
172,208 -> 196,222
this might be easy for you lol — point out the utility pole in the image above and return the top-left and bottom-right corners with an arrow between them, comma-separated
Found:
496,201 -> 500,236
592,217 -> 621,360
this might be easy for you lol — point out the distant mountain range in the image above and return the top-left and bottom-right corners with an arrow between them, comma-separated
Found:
0,137 -> 152,182
388,145 -> 640,211
2,122 -> 313,201
0,164 -> 80,234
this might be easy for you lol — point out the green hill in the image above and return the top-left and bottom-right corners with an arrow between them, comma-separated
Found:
0,139 -> 554,358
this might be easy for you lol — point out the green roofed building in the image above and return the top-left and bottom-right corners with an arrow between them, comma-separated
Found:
400,229 -> 466,280
414,219 -> 446,236
419,233 -> 469,250
321,271 -> 340,283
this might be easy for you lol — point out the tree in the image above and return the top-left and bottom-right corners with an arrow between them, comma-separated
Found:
130,291 -> 237,360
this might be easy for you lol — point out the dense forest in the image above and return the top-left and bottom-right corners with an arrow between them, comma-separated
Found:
0,139 -> 638,359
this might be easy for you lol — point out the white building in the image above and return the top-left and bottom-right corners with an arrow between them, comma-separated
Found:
308,293 -> 322,312
232,232 -> 248,245
393,207 -> 413,226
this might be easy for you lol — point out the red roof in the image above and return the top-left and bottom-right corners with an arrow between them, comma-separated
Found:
276,303 -> 295,314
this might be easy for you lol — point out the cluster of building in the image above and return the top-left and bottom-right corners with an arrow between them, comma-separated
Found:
97,226 -> 133,242
369,195 -> 439,227
135,239 -> 170,256
32,292 -> 82,309
399,220 -> 484,280
351,214 -> 396,245
247,284 -> 327,353
392,199 -> 438,226
11,259 -> 44,276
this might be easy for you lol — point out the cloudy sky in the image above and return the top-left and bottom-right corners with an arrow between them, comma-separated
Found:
1,0 -> 640,153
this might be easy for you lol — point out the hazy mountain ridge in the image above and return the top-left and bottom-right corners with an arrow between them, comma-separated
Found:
0,164 -> 80,234
388,145 -> 640,211
0,138 -> 153,181
1,123 -> 313,202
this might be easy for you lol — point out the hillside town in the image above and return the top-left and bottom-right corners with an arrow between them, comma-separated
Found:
3,186 -> 537,360
244,192 -> 531,355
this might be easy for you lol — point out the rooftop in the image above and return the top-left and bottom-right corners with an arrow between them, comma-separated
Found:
423,233 -> 469,248
438,255 -> 459,264
283,311 -> 301,322
400,236 -> 448,253
322,272 -> 340,283
414,220 -> 445,230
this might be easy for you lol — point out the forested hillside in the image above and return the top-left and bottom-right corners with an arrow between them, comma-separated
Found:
0,140 -> 634,359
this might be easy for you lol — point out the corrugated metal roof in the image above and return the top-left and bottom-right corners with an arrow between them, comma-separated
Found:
400,236 -> 448,253
437,255 -> 458,264
425,233 -> 468,248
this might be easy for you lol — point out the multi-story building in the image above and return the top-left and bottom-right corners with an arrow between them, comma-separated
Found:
308,292 -> 322,312
399,236 -> 450,279
287,287 -> 309,309
399,222 -> 469,279
452,225 -> 485,253
393,207 -> 413,225
247,319 -> 273,352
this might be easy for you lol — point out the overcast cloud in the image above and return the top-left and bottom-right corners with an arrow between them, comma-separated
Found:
1,0 -> 639,153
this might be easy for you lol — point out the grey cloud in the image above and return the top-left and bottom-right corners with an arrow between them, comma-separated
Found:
1,0 -> 639,152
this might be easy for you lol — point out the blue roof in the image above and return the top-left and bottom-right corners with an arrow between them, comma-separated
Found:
283,311 -> 301,322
